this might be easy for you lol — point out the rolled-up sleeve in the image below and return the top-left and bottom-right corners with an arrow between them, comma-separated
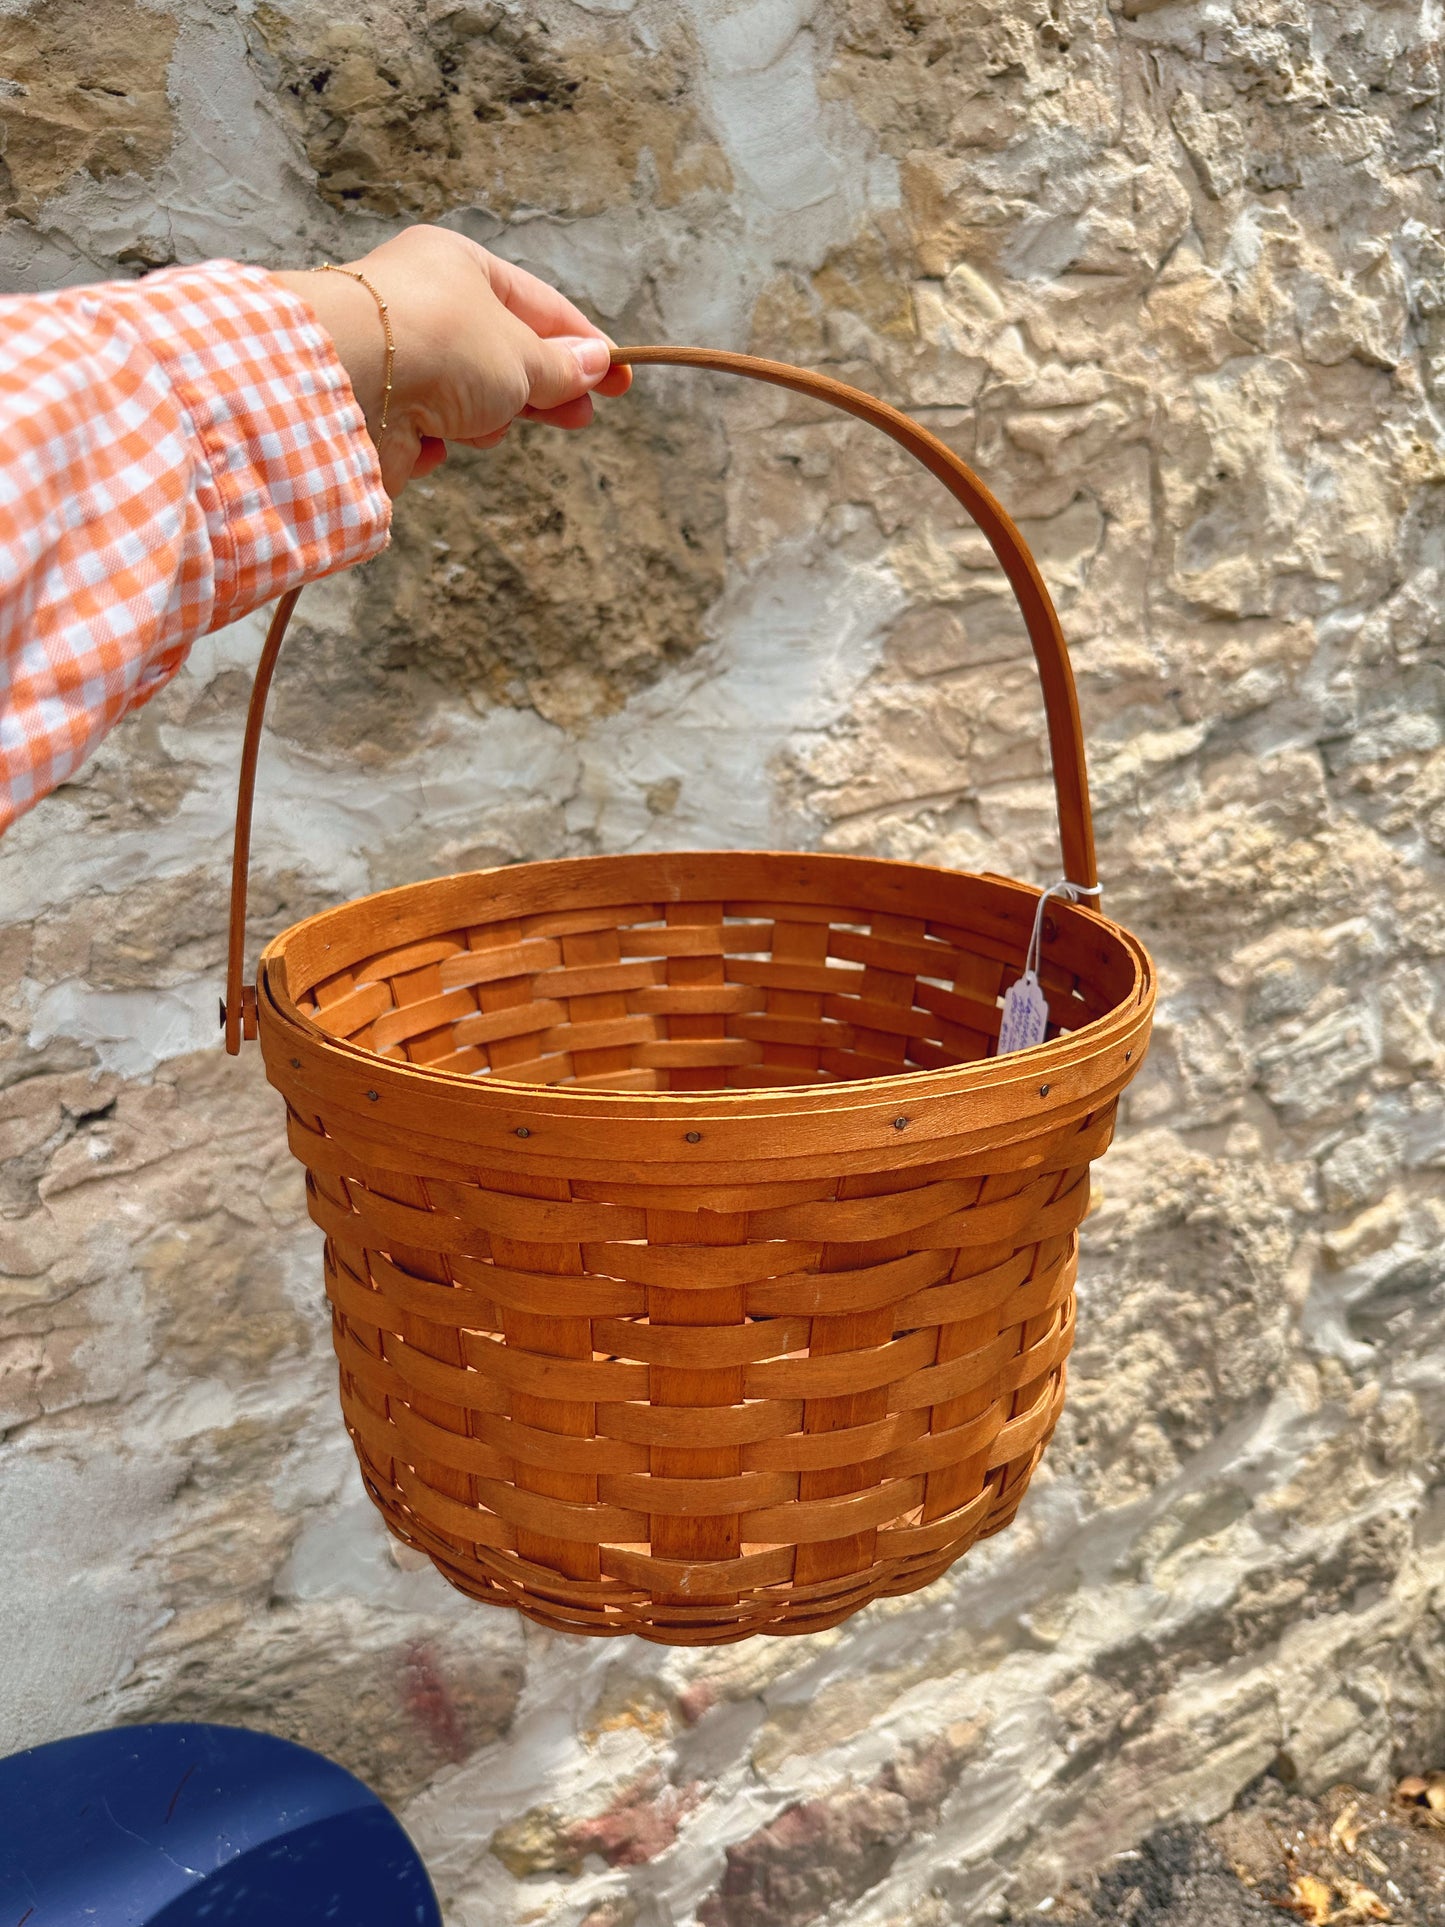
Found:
0,260 -> 391,833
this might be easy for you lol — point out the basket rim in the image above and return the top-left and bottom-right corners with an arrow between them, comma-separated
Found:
257,849 -> 1155,1126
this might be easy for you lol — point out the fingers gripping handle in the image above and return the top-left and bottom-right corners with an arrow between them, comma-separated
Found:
223,350 -> 1097,1053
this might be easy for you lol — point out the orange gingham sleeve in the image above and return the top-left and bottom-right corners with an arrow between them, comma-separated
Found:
0,260 -> 391,833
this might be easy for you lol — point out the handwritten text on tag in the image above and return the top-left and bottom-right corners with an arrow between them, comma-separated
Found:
997,970 -> 1049,1055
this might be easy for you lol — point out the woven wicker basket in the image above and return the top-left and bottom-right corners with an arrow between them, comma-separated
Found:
223,349 -> 1155,1645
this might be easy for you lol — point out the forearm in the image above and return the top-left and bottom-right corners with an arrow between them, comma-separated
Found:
0,261 -> 390,834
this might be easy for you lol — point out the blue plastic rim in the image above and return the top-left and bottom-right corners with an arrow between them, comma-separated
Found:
0,1722 -> 441,1926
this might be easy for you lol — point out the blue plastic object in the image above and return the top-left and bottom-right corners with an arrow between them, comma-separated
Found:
0,1722 -> 441,1925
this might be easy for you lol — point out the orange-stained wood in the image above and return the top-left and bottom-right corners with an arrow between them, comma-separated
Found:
247,852 -> 1151,1641
220,350 -> 1155,1643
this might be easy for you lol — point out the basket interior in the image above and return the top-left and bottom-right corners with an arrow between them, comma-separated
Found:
275,855 -> 1136,1095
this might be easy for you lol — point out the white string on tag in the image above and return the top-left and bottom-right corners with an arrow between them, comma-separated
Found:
996,877 -> 1103,1057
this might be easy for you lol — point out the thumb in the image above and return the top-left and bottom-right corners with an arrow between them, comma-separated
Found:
524,333 -> 613,412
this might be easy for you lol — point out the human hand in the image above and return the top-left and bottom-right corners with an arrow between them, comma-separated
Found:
272,224 -> 631,497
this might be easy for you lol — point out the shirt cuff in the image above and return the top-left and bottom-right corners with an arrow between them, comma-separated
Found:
103,260 -> 392,633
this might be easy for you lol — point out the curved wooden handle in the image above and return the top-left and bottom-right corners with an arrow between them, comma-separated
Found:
223,348 -> 1096,1053
223,584 -> 302,1051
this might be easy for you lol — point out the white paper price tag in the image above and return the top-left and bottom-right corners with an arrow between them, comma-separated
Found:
997,969 -> 1049,1055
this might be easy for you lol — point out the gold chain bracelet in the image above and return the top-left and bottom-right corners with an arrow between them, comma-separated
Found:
316,262 -> 395,432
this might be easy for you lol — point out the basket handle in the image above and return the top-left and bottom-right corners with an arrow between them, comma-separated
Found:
222,347 -> 1096,1052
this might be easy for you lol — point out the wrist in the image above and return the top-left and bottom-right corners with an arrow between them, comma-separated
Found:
270,266 -> 389,441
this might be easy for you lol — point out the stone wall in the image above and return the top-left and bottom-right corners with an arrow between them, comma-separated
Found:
3,1 -> 1444,1921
